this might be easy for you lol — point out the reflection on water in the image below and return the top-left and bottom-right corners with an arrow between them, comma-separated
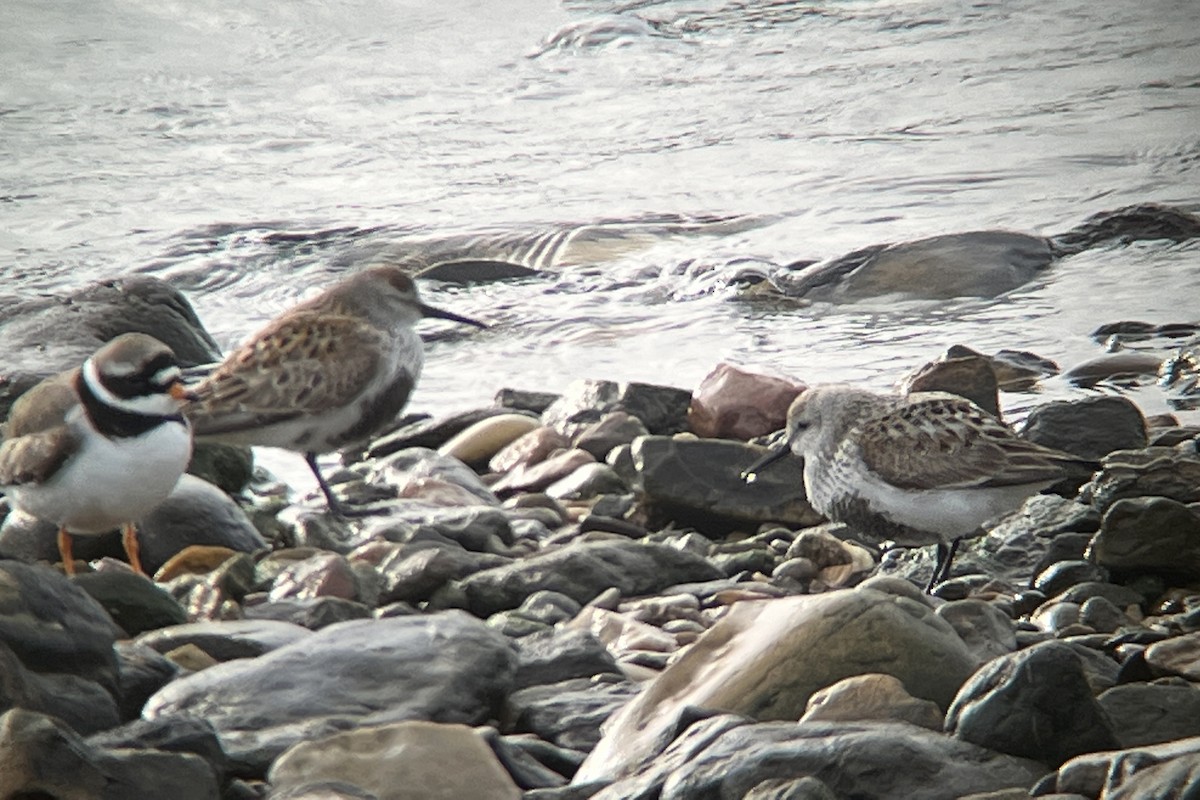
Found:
1,0 -> 1198,436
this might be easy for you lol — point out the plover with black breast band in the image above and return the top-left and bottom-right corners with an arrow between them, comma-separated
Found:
0,333 -> 194,575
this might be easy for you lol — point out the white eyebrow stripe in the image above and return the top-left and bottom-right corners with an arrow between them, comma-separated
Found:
84,358 -> 126,406
153,365 -> 182,385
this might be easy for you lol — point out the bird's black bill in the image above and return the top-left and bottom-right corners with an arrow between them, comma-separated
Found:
740,446 -> 790,483
421,303 -> 489,329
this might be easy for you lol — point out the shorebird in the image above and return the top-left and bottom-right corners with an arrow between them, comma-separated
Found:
743,384 -> 1089,591
0,333 -> 193,575
184,266 -> 486,516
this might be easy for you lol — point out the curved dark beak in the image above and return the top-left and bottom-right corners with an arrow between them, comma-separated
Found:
740,445 -> 790,483
421,303 -> 488,329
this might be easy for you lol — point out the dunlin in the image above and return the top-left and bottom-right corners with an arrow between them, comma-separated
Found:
0,333 -> 194,575
184,266 -> 486,516
744,384 -> 1089,591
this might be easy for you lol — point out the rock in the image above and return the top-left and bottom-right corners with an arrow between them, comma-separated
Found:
513,628 -> 622,691
935,600 -> 1017,663
1052,735 -> 1200,798
375,541 -> 512,605
632,436 -> 821,533
1078,596 -> 1127,633
1021,396 -> 1146,460
1079,446 -> 1200,511
0,476 -> 266,573
71,571 -> 188,636
143,612 -> 517,773
268,552 -> 360,603
115,641 -> 180,719
87,715 -> 229,785
0,275 -> 220,420
800,674 -> 943,729
1087,496 -> 1200,579
1098,682 -> 1200,747
1062,351 -> 1165,387
0,707 -> 220,800
484,730 -> 569,790
495,388 -> 561,416
506,677 -> 639,752
599,720 -> 1047,800
946,641 -> 1119,766
1033,560 -> 1108,599
135,619 -> 313,661
573,411 -> 650,460
243,597 -> 373,631
266,780 -> 380,799
185,442 -> 254,497
786,230 -> 1058,300
364,408 -> 502,459
437,413 -> 542,467
0,639 -> 120,735
0,561 -> 121,689
491,448 -> 596,496
489,427 -> 571,474
445,540 -> 723,617
1102,752 -> 1200,799
742,776 -> 839,800
542,380 -> 692,438
686,363 -> 806,440
545,463 -> 628,500
369,448 -> 501,506
269,721 -> 521,800
575,585 -> 979,782
361,505 -> 514,553
1144,631 -> 1200,680
1053,581 -> 1145,611
901,350 -> 1000,418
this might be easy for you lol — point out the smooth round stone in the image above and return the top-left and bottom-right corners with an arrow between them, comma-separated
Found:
1145,631 -> 1200,680
800,673 -> 943,729
1034,560 -> 1108,599
575,586 -> 978,783
269,721 -> 521,800
438,413 -> 542,467
1078,596 -> 1126,634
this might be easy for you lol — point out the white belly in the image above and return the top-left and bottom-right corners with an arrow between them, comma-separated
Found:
12,420 -> 192,534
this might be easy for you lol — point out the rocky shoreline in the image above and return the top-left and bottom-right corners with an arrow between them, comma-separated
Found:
2,277 -> 1200,800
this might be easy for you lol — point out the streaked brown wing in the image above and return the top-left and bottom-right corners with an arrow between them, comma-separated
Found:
186,312 -> 386,434
0,425 -> 78,485
855,395 -> 1067,491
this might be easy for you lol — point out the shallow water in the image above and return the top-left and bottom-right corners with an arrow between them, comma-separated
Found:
3,0 -> 1199,485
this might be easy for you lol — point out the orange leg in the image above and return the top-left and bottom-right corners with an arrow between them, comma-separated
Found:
121,522 -> 145,576
57,528 -> 77,576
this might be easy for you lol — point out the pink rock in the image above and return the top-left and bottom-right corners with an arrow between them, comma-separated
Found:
688,363 -> 807,440
491,448 -> 596,496
268,553 -> 358,602
396,476 -> 492,507
488,427 -> 571,473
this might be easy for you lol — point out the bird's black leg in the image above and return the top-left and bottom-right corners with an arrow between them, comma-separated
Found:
940,536 -> 963,584
927,536 -> 964,592
926,541 -> 948,593
305,452 -> 373,518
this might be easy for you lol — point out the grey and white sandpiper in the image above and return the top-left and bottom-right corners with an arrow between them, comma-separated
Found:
184,265 -> 486,517
743,383 -> 1092,591
0,333 -> 194,575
